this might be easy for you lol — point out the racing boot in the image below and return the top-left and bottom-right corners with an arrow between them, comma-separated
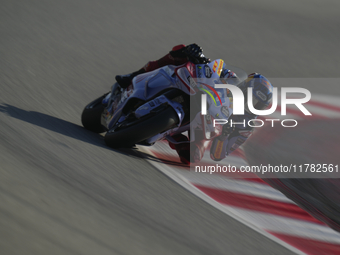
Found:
190,141 -> 205,163
115,68 -> 146,88
168,134 -> 191,164
168,134 -> 189,150
176,141 -> 205,164
168,134 -> 205,164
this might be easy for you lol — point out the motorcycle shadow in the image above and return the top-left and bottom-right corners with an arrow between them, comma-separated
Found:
0,103 -> 187,167
136,150 -> 190,169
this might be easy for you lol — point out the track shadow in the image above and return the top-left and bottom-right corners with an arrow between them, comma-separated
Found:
0,103 -> 185,166
137,150 -> 190,169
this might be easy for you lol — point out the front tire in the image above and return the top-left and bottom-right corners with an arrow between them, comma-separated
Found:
81,94 -> 107,133
104,106 -> 179,148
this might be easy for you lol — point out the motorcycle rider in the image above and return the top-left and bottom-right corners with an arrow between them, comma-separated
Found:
115,44 -> 273,164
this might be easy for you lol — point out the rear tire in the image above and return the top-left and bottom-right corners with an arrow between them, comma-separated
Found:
81,94 -> 107,133
104,107 -> 179,148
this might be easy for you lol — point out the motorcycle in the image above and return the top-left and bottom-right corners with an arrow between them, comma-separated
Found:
81,59 -> 246,149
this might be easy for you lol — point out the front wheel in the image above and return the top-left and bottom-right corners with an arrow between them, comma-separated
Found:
104,106 -> 179,148
81,94 -> 108,133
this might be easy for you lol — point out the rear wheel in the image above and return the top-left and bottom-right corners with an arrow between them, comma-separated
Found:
81,94 -> 108,133
104,106 -> 179,148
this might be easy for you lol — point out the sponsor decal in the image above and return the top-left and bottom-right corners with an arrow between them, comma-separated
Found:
212,61 -> 218,73
221,106 -> 229,118
199,83 -> 223,106
197,66 -> 203,78
187,76 -> 196,87
256,90 -> 267,101
217,60 -> 224,76
214,140 -> 224,159
205,65 -> 212,78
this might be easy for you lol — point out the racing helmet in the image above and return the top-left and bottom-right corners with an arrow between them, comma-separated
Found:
220,68 -> 237,79
238,73 -> 273,113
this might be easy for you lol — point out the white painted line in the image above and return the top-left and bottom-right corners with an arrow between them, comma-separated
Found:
140,146 -> 306,255
171,169 -> 294,203
224,206 -> 340,244
304,104 -> 340,117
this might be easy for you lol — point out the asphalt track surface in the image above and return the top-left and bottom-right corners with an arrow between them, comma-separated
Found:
1,0 -> 340,254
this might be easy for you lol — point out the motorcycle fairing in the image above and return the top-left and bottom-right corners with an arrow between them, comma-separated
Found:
103,59 -> 232,145
105,65 -> 186,130
135,94 -> 185,125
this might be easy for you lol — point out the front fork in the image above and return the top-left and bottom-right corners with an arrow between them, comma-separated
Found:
101,83 -> 122,128
102,83 -> 120,106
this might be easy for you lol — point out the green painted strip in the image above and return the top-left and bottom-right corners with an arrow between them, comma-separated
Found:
199,88 -> 217,105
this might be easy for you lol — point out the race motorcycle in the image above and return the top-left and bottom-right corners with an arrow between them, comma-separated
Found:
81,60 -> 246,149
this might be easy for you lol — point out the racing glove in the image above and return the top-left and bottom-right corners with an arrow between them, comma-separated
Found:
210,124 -> 235,161
170,43 -> 210,64
222,124 -> 235,137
